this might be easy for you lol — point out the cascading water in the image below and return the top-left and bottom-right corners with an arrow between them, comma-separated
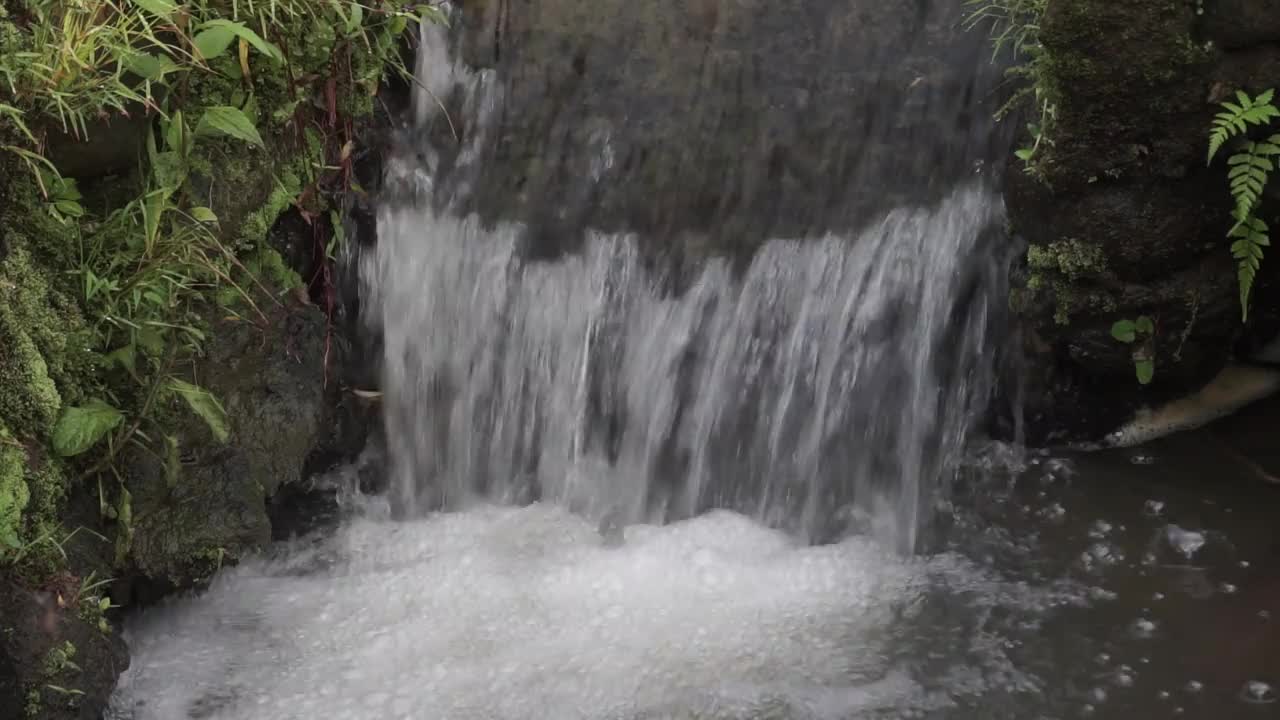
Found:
105,4 -> 1139,719
367,13 -> 1012,553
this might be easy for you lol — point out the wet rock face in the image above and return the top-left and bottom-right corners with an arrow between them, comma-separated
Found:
433,0 -> 1008,252
123,306 -> 332,594
1008,0 -> 1280,442
0,582 -> 127,720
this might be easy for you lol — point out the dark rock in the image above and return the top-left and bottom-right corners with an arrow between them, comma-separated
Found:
1202,0 -> 1280,50
0,582 -> 127,720
433,0 -> 1011,254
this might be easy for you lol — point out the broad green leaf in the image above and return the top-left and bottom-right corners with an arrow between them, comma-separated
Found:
1135,358 -> 1155,385
121,51 -> 177,81
142,189 -> 167,253
1110,320 -> 1136,344
52,400 -> 125,457
191,206 -> 218,223
346,1 -> 364,33
164,110 -> 185,153
193,25 -> 237,61
131,0 -> 176,19
197,20 -> 284,63
167,378 -> 230,443
196,106 -> 264,147
1134,316 -> 1154,335
54,200 -> 84,218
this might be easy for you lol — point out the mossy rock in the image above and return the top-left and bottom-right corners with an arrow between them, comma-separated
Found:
123,304 -> 330,590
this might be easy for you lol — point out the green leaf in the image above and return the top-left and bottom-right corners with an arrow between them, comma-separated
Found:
1135,358 -> 1155,385
196,106 -> 264,147
191,206 -> 218,223
347,1 -> 364,33
164,110 -> 186,154
1134,316 -> 1154,335
1110,319 -> 1137,343
53,200 -> 84,218
196,20 -> 284,63
52,400 -> 124,457
193,25 -> 237,61
120,51 -> 178,81
142,189 -> 167,252
131,0 -> 176,19
167,378 -> 230,443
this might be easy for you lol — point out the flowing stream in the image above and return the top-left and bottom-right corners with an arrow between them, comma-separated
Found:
107,5 -> 1279,719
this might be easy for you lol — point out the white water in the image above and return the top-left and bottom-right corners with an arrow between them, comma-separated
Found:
366,186 -> 1005,552
108,504 -> 1015,720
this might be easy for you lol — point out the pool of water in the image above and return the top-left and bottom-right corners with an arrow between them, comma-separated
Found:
106,410 -> 1279,720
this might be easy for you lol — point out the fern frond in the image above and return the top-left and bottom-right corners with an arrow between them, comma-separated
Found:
1208,91 -> 1280,163
1227,142 -> 1275,220
1229,210 -> 1270,320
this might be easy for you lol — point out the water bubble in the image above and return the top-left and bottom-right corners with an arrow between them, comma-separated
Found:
1165,525 -> 1206,559
1157,690 -> 1171,701
1114,665 -> 1136,688
1131,619 -> 1158,638
1143,500 -> 1165,517
1219,582 -> 1238,595
1185,680 -> 1203,694
1089,687 -> 1108,703
1239,680 -> 1277,704
1152,592 -> 1165,601
1088,520 -> 1113,539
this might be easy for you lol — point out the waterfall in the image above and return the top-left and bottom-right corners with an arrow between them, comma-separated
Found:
363,14 -> 1011,552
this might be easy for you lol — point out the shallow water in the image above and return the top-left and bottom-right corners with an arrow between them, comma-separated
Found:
108,425 -> 1280,720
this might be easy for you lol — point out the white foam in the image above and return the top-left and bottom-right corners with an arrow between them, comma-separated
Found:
109,505 -> 953,720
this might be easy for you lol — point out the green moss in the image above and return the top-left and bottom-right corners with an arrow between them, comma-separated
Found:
0,309 -> 62,434
1026,238 -> 1106,280
239,164 -> 306,246
0,434 -> 29,548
